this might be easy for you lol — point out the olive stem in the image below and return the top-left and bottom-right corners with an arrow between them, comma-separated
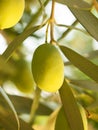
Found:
50,0 -> 55,44
29,87 -> 41,124
45,22 -> 50,43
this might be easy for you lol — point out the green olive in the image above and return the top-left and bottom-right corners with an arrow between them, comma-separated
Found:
31,43 -> 64,92
0,0 -> 25,29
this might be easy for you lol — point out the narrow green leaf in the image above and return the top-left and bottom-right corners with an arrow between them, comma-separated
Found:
60,45 -> 98,83
0,87 -> 20,130
69,79 -> 98,91
43,107 -> 60,130
56,0 -> 98,41
0,113 -> 33,130
59,79 -> 84,130
55,107 -> 70,130
0,90 -> 34,130
55,0 -> 91,9
0,112 -> 18,130
3,95 -> 52,115
2,24 -> 46,61
69,7 -> 98,41
64,50 -> 98,66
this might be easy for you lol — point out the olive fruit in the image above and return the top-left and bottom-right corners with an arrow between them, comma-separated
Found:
11,58 -> 35,94
0,0 -> 25,29
31,43 -> 64,92
15,69 -> 35,94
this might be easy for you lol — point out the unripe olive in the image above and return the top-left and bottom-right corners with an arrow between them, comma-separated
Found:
15,69 -> 35,94
31,43 -> 64,92
11,58 -> 35,94
0,0 -> 25,29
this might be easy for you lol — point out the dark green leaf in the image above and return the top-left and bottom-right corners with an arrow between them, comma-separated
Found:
0,95 -> 52,115
0,113 -> 34,130
20,119 -> 34,130
0,89 -> 33,130
55,107 -> 70,130
59,79 -> 84,130
55,0 -> 91,9
0,93 -> 52,129
64,50 -> 98,66
60,45 -> 98,83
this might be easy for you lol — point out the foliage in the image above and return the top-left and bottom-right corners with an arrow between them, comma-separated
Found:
0,0 -> 98,130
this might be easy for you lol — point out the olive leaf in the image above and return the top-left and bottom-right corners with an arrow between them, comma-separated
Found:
59,79 -> 84,130
55,107 -> 70,130
69,79 -> 98,92
56,0 -> 98,41
2,24 -> 46,61
60,45 -> 98,83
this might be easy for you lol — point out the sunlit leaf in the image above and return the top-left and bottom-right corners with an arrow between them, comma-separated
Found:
59,79 -> 84,130
60,45 -> 98,83
78,104 -> 88,130
43,107 -> 60,130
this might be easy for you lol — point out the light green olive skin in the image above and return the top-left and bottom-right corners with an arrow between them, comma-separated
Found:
31,43 -> 64,92
0,0 -> 25,29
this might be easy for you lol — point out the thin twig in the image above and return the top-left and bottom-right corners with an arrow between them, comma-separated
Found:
45,22 -> 50,43
55,23 -> 89,35
58,20 -> 78,42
